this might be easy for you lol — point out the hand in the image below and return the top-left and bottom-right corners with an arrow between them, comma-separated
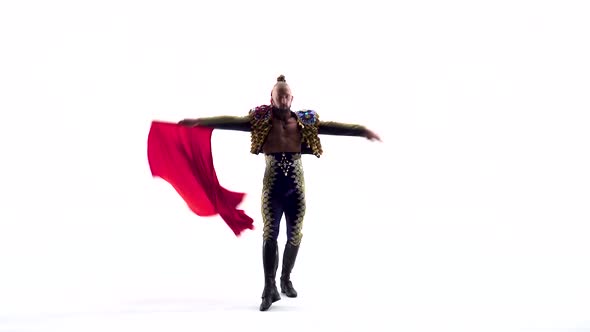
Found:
178,119 -> 200,127
365,129 -> 381,142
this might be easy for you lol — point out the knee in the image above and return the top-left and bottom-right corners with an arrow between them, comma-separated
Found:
263,226 -> 280,242
288,233 -> 303,246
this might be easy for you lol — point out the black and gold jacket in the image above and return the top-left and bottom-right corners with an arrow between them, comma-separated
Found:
197,105 -> 368,158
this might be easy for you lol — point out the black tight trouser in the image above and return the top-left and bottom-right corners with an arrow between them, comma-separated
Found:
261,152 -> 305,246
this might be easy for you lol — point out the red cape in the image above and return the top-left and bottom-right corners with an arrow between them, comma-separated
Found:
147,121 -> 254,236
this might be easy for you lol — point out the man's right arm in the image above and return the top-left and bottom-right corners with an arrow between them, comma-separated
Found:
179,115 -> 251,132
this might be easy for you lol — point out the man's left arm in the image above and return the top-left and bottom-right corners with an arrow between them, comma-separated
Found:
318,121 -> 381,141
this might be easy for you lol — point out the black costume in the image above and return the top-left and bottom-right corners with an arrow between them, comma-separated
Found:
197,105 -> 368,310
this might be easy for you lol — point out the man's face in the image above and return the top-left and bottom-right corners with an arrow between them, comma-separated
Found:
271,85 -> 293,110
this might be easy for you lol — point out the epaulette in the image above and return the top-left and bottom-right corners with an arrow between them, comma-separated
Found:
249,105 -> 272,121
295,109 -> 319,126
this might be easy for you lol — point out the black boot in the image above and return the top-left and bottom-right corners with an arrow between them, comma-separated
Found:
260,239 -> 281,311
280,242 -> 300,298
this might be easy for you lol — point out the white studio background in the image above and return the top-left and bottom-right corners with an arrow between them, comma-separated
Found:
0,0 -> 589,331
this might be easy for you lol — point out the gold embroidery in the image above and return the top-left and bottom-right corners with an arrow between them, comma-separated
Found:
295,111 -> 322,157
247,106 -> 324,157
289,158 -> 306,246
277,153 -> 293,176
261,156 -> 278,240
248,106 -> 272,155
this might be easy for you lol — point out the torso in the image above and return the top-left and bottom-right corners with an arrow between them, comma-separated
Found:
262,112 -> 302,154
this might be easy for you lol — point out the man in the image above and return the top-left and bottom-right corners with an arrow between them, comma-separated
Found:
179,75 -> 381,311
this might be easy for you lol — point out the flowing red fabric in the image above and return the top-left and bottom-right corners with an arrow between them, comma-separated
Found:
147,120 -> 254,236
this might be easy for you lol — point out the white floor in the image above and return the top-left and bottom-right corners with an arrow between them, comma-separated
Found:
1,201 -> 589,332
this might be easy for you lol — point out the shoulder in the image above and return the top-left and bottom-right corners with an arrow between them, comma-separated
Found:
248,105 -> 272,121
296,109 -> 319,126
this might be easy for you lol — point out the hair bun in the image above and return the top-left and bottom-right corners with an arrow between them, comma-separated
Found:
277,75 -> 286,83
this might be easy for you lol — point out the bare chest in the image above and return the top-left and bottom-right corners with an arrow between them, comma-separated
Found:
267,117 -> 300,139
261,116 -> 302,153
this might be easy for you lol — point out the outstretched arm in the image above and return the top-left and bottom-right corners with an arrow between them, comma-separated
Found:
319,121 -> 381,141
179,115 -> 251,132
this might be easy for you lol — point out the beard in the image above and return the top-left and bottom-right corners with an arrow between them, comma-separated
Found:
271,105 -> 291,121
273,104 -> 291,111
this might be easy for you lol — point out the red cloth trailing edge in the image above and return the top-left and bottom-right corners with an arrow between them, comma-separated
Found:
147,120 -> 254,236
